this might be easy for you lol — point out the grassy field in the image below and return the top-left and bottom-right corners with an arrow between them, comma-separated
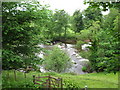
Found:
2,70 -> 118,88
58,72 -> 118,88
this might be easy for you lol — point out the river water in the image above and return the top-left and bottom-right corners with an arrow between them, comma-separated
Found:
37,43 -> 91,75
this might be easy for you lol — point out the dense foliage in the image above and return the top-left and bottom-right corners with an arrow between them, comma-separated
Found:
84,0 -> 120,11
83,7 -> 102,29
77,7 -> 119,73
49,10 -> 70,41
2,1 -> 119,89
2,2 -> 50,69
71,10 -> 84,33
2,0 -> 119,81
89,8 -> 120,73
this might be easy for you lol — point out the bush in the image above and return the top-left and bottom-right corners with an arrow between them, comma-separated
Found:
77,29 -> 91,41
43,47 -> 71,73
80,60 -> 93,73
63,77 -> 81,88
79,50 -> 91,59
65,33 -> 77,40
75,40 -> 86,50
82,66 -> 87,72
2,70 -> 35,88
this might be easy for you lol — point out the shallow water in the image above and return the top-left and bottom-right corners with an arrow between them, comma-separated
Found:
60,44 -> 89,74
37,43 -> 91,74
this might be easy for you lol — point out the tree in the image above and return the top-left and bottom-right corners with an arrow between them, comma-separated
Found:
78,21 -> 100,41
71,10 -> 84,33
83,6 -> 102,29
84,0 -> 120,11
102,8 -> 119,31
88,8 -> 119,73
52,10 -> 69,40
2,2 -> 50,69
82,2 -> 119,73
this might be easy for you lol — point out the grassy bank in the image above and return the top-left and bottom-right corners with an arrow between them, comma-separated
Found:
2,70 -> 118,88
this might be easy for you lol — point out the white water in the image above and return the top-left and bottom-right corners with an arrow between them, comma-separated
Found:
81,42 -> 91,51
57,44 -> 89,74
37,43 -> 91,74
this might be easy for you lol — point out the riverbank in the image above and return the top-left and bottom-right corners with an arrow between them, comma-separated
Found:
2,70 -> 118,88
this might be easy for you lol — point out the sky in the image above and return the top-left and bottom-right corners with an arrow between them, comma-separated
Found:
39,0 -> 109,16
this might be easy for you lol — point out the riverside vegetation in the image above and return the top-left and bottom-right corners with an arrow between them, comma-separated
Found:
2,1 -> 119,89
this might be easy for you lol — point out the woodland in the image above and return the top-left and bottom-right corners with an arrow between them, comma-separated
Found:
1,1 -> 120,89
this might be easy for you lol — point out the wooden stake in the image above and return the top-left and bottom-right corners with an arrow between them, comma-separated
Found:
14,70 -> 16,81
33,75 -> 35,84
7,71 -> 9,80
24,72 -> 26,78
48,75 -> 51,88
58,77 -> 60,88
61,78 -> 63,89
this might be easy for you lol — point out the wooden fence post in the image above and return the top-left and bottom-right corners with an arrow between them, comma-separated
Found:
61,78 -> 63,89
33,75 -> 35,84
14,70 -> 16,81
24,72 -> 26,78
32,75 -> 62,89
7,71 -> 9,80
48,75 -> 51,88
58,77 -> 60,88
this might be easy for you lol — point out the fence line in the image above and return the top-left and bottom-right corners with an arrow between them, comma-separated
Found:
33,75 -> 63,88
5,70 -> 27,81
5,70 -> 63,89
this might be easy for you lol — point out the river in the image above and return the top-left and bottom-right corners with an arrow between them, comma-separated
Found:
37,42 -> 91,74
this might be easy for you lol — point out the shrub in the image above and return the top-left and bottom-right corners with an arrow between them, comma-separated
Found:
82,66 -> 87,72
2,70 -> 35,88
80,60 -> 93,73
77,29 -> 91,41
63,78 -> 81,88
79,50 -> 91,59
43,47 -> 71,73
75,40 -> 86,50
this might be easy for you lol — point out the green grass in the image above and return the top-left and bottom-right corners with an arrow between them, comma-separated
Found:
52,72 -> 118,88
2,70 -> 118,88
